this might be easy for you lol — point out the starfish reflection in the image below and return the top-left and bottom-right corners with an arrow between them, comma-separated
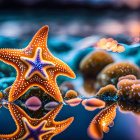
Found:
0,103 -> 74,140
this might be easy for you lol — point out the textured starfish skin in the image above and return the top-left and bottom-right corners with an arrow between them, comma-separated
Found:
0,104 -> 74,140
0,26 -> 75,102
20,47 -> 55,80
88,103 -> 117,139
21,119 -> 54,140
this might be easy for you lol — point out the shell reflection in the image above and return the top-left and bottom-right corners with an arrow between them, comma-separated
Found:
82,98 -> 105,111
44,101 -> 60,111
65,98 -> 82,107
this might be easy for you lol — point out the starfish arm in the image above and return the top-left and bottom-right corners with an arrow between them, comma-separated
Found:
43,104 -> 74,132
21,57 -> 35,66
51,58 -> 76,79
26,67 -> 37,79
53,117 -> 74,134
25,26 -> 50,51
39,69 -> 48,78
41,104 -> 74,133
0,104 -> 29,139
88,103 -> 117,140
42,116 -> 74,140
41,104 -> 74,140
8,76 -> 31,102
38,79 -> 63,102
42,104 -> 63,121
36,47 -> 41,62
0,49 -> 23,68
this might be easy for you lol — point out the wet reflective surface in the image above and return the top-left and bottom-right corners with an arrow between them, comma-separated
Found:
1,98 -> 140,140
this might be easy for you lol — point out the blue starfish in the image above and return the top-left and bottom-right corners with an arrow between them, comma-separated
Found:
23,118 -> 54,140
21,47 -> 55,80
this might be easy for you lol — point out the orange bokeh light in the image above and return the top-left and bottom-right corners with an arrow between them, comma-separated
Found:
94,38 -> 125,53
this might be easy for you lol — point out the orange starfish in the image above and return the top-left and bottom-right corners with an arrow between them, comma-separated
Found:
88,103 -> 117,139
0,103 -> 74,140
0,26 -> 75,102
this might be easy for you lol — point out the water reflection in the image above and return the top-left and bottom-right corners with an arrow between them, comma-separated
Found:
88,102 -> 117,140
82,100 -> 140,140
1,89 -> 140,140
0,103 -> 73,140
